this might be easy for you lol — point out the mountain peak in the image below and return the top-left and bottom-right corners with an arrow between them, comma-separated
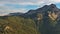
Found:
37,4 -> 57,11
49,4 -> 56,8
42,4 -> 57,9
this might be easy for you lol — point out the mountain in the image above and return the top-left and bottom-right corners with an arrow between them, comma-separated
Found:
17,4 -> 59,22
0,4 -> 60,34
22,4 -> 60,34
8,4 -> 60,19
24,4 -> 59,17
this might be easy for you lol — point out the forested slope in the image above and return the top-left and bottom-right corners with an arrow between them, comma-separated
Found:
0,16 -> 39,34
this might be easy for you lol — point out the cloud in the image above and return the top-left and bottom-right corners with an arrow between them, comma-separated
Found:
0,0 -> 44,6
53,0 -> 60,3
0,5 -> 28,15
0,0 -> 60,5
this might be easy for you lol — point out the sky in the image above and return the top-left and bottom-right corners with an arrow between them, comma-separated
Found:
0,0 -> 60,16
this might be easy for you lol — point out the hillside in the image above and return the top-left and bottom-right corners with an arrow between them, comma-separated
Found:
0,16 -> 39,34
